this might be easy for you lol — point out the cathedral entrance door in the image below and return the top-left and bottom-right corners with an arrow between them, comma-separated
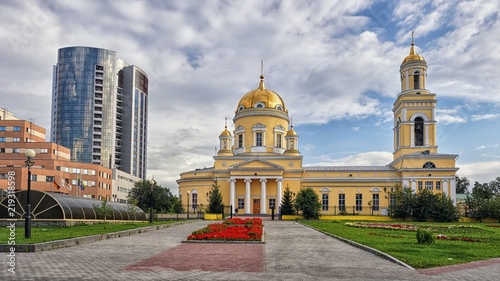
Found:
253,199 -> 260,214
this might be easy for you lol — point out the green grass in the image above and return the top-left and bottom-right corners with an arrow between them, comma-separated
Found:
302,220 -> 500,269
1,220 -> 182,244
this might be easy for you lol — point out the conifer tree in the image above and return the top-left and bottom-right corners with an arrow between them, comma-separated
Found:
208,180 -> 224,213
280,185 -> 295,215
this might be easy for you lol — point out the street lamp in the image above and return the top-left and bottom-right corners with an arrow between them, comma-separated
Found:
24,149 -> 36,239
187,191 -> 190,220
149,179 -> 155,223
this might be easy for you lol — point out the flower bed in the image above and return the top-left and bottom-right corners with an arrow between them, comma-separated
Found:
187,218 -> 263,241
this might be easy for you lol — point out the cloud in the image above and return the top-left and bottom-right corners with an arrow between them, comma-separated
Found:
436,115 -> 467,125
471,113 -> 500,121
457,161 -> 500,184
306,151 -> 393,167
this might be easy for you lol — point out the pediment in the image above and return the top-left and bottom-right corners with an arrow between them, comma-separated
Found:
253,122 -> 266,129
229,159 -> 284,170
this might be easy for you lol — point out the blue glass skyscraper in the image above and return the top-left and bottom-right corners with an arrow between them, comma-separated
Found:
51,46 -> 148,179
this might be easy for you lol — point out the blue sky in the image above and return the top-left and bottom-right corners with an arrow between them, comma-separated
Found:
1,0 -> 499,192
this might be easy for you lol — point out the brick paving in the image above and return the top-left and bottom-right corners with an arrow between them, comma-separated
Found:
1,220 -> 499,280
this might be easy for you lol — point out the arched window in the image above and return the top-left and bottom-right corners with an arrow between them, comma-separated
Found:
255,102 -> 264,108
275,105 -> 283,111
423,162 -> 436,168
414,117 -> 424,146
238,106 -> 245,111
413,71 -> 420,89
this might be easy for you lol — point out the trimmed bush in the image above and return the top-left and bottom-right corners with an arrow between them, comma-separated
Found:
416,229 -> 435,244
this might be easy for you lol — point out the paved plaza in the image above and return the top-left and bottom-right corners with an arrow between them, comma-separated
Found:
1,220 -> 499,280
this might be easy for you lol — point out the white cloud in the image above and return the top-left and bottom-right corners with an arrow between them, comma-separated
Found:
306,151 -> 393,167
476,145 -> 486,150
435,115 -> 467,125
471,113 -> 500,121
457,161 -> 500,184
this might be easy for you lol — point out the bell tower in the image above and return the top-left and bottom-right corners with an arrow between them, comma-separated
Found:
393,33 -> 438,160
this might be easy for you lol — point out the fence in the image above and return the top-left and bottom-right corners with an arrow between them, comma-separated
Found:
280,205 -> 392,217
152,204 -> 234,221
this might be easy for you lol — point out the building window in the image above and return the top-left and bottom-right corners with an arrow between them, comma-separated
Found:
372,194 -> 379,211
339,194 -> 345,212
276,133 -> 282,148
0,126 -> 5,131
30,174 -> 37,181
322,194 -> 329,211
414,117 -> 424,146
425,181 -> 433,190
413,72 -> 420,89
13,126 -> 21,132
13,148 -> 19,153
390,193 -> 396,207
269,198 -> 276,210
0,137 -> 5,142
40,148 -> 48,153
256,132 -> 263,146
13,137 -> 20,142
423,162 -> 435,168
356,194 -> 362,211
418,181 -> 423,191
0,148 -> 5,153
191,193 -> 198,210
238,198 -> 244,210
436,181 -> 441,191
238,134 -> 243,148
46,176 -> 54,182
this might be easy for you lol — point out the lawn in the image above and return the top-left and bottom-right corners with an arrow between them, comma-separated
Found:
1,220 -> 182,245
302,220 -> 500,269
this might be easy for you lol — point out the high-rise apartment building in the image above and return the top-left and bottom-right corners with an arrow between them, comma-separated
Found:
51,47 -> 148,179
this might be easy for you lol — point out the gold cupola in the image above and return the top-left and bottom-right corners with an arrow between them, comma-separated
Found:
402,32 -> 425,64
235,74 -> 287,113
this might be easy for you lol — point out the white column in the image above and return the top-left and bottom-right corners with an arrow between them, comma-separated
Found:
229,179 -> 236,214
410,124 -> 414,147
449,177 -> 456,206
260,179 -> 267,214
245,178 -> 251,214
405,69 -> 409,90
425,124 -> 429,146
276,178 -> 283,214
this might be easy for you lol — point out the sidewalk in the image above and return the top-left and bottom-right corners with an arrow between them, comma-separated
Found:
1,220 -> 498,280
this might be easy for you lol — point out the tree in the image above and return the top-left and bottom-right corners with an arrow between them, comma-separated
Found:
294,187 -> 321,219
125,198 -> 141,220
432,193 -> 459,222
455,175 -> 470,194
488,177 -> 500,194
412,189 -> 436,222
93,199 -> 113,222
280,185 -> 295,215
128,179 -> 178,214
389,185 -> 414,221
207,180 -> 224,213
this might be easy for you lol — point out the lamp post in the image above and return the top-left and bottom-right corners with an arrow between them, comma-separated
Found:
112,194 -> 117,202
24,149 -> 36,239
187,191 -> 190,220
149,179 -> 155,223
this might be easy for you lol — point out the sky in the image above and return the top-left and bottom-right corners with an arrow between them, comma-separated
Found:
1,0 -> 499,194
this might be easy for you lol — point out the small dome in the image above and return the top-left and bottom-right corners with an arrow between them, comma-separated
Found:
402,43 -> 425,64
286,127 -> 298,137
220,128 -> 231,137
236,75 -> 287,112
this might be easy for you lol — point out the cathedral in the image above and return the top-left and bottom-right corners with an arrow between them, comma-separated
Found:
177,39 -> 458,216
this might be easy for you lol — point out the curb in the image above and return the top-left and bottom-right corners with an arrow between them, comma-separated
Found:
300,222 -> 415,270
0,220 -> 201,253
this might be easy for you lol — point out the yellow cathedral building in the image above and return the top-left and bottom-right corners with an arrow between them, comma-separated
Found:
177,39 -> 459,216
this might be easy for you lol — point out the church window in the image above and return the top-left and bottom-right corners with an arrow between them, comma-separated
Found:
191,192 -> 198,210
355,194 -> 362,211
436,181 -> 441,190
372,194 -> 379,211
255,102 -> 264,108
256,132 -> 263,146
425,181 -> 433,190
418,181 -> 423,191
423,162 -> 435,168
338,194 -> 345,212
322,194 -> 329,211
413,71 -> 420,89
238,198 -> 244,210
276,133 -> 282,148
238,134 -> 243,148
238,106 -> 244,111
414,117 -> 424,146
276,105 -> 283,111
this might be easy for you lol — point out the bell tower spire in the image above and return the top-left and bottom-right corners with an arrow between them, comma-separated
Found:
393,32 -> 437,160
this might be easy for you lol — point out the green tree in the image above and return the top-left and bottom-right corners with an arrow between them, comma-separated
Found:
465,181 -> 495,222
280,185 -> 295,215
432,193 -> 459,222
294,187 -> 321,219
488,177 -> 500,194
207,180 -> 224,213
93,199 -> 113,222
455,175 -> 470,194
389,185 -> 414,221
125,198 -> 140,220
128,179 -> 178,215
412,189 -> 436,222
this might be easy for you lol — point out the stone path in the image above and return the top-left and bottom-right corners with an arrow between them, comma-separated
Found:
1,220 -> 499,280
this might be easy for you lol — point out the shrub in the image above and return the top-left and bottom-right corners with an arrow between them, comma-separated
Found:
416,229 -> 435,244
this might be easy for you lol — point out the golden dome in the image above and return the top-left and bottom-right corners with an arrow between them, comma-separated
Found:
286,126 -> 298,137
236,75 -> 287,112
220,127 -> 231,137
402,33 -> 425,63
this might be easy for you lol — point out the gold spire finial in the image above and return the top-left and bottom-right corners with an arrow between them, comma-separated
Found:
224,117 -> 227,129
259,60 -> 265,89
409,30 -> 416,55
411,30 -> 415,46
